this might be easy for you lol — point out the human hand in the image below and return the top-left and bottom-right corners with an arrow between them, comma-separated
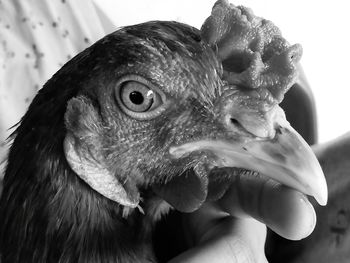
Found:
168,172 -> 317,263
267,132 -> 350,263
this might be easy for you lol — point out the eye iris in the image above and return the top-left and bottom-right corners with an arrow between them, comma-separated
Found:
119,81 -> 157,112
129,91 -> 144,105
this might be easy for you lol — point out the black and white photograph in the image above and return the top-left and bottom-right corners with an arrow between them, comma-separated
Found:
0,1 -> 349,262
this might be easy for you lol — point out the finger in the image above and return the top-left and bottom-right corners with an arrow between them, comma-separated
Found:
217,172 -> 316,240
169,203 -> 268,263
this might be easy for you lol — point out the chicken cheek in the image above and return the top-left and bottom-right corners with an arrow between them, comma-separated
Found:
63,96 -> 140,208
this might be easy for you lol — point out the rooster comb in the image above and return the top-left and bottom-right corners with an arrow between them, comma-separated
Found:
201,0 -> 302,106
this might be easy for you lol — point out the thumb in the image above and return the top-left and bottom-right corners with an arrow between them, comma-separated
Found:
169,203 -> 268,263
218,172 -> 316,240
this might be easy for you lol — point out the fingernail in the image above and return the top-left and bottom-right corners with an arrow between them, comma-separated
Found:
299,193 -> 317,237
263,186 -> 317,240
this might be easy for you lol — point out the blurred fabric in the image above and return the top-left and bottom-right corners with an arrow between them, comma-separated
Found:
0,0 -> 115,179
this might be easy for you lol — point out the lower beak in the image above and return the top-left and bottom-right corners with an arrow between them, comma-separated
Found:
170,123 -> 328,206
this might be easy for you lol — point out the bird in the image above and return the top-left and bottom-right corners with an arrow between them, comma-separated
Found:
0,1 -> 327,262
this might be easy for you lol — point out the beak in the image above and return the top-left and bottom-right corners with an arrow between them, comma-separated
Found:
169,115 -> 328,206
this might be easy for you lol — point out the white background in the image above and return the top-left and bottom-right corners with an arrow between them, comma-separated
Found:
95,0 -> 350,143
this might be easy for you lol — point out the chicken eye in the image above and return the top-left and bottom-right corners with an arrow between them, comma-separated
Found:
120,81 -> 157,112
115,75 -> 167,120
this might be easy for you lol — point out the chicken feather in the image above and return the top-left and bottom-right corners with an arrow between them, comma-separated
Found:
0,1 -> 327,262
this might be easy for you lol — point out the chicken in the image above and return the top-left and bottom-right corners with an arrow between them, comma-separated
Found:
0,1 -> 327,262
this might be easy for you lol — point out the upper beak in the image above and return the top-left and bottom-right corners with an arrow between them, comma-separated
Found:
169,108 -> 328,206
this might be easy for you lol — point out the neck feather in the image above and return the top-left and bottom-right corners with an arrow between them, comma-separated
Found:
0,91 -> 155,263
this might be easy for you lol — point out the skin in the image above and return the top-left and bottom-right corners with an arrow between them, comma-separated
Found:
170,175 -> 315,263
167,133 -> 350,263
271,132 -> 350,263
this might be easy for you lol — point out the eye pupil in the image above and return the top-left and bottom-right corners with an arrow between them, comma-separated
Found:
129,91 -> 144,105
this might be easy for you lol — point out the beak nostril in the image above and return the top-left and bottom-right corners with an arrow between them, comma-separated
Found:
229,118 -> 245,130
225,116 -> 243,131
230,118 -> 240,126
